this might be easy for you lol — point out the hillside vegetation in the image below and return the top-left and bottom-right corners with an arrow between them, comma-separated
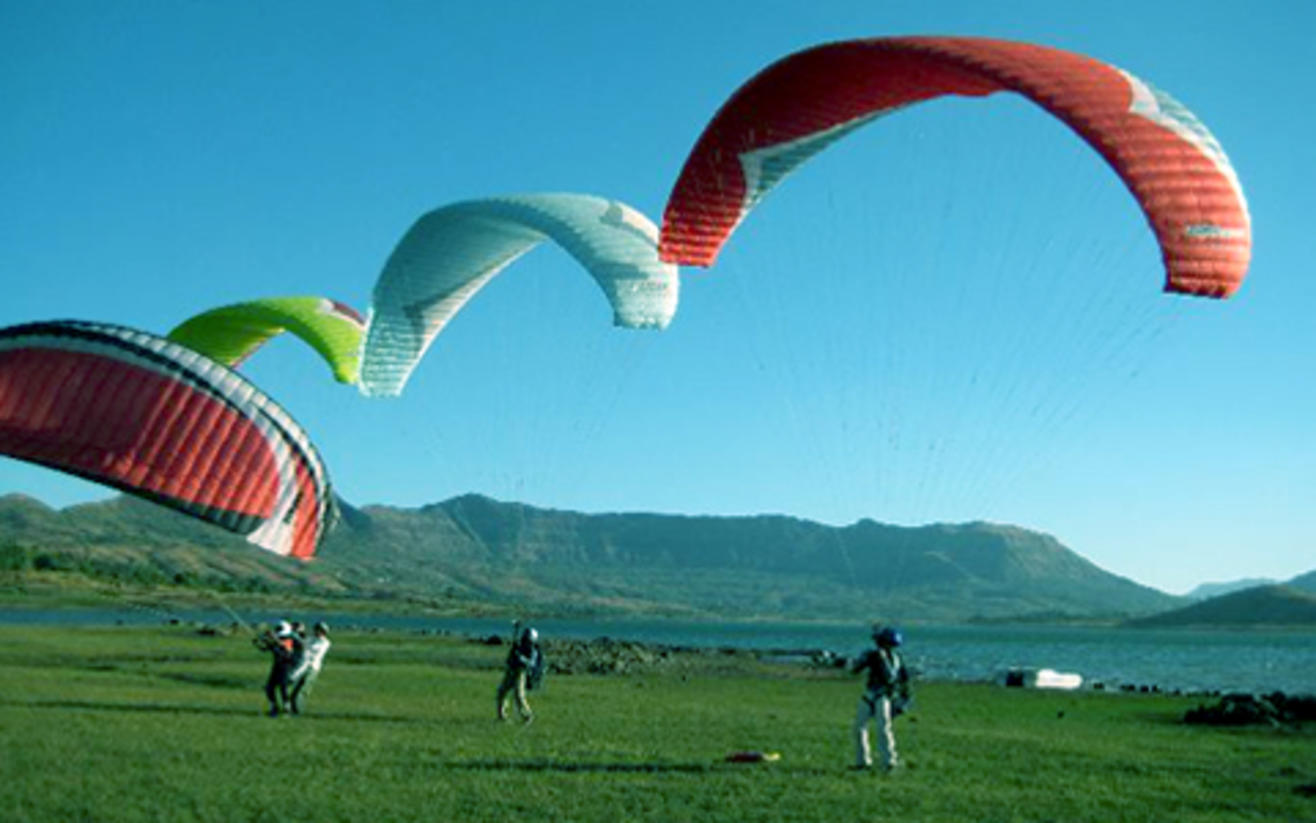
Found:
1288,569 -> 1316,594
0,492 -> 1183,622
1125,584 -> 1316,628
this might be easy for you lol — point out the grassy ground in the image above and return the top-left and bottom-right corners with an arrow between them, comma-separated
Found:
0,625 -> 1311,822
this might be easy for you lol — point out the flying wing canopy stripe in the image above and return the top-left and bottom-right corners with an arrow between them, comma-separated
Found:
0,320 -> 334,558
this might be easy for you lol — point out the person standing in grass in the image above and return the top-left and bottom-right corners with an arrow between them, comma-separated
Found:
254,619 -> 300,717
288,621 -> 331,715
850,624 -> 911,772
496,622 -> 543,723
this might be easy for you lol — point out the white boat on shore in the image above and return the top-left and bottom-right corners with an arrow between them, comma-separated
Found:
1002,667 -> 1084,690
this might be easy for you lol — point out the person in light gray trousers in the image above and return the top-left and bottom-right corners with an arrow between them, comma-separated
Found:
288,622 -> 332,714
851,624 -> 910,771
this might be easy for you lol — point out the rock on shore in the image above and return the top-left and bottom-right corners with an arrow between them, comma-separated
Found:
1184,692 -> 1316,727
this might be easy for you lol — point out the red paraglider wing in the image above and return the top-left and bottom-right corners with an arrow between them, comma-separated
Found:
660,36 -> 1250,298
0,321 -> 334,558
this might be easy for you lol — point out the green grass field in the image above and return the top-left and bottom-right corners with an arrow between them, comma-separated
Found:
0,625 -> 1311,822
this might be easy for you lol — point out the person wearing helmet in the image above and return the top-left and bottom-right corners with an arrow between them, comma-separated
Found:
850,623 -> 911,771
254,619 -> 301,717
496,622 -> 543,723
288,621 -> 332,715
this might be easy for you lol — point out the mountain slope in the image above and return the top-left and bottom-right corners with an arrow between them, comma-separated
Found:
1125,584 -> 1316,628
1185,578 -> 1279,600
0,493 -> 349,594
317,494 -> 1177,620
1286,569 -> 1316,595
2,492 -> 1181,621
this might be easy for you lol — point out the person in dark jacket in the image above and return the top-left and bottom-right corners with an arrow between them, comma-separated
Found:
496,623 -> 542,723
851,623 -> 911,771
254,619 -> 301,717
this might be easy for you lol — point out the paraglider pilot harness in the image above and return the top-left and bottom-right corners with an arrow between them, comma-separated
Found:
857,647 -> 910,715
253,629 -> 297,662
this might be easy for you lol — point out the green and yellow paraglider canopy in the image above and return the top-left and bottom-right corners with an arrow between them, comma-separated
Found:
168,295 -> 366,385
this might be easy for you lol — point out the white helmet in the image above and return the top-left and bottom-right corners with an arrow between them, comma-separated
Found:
523,627 -> 539,643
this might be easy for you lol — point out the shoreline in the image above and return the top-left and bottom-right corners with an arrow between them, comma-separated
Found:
12,608 -> 1312,701
4,588 -> 1316,632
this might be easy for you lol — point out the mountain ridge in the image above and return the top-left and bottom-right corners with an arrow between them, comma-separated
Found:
1185,578 -> 1280,600
6,491 -> 1310,626
1125,584 -> 1316,628
0,491 -> 1187,621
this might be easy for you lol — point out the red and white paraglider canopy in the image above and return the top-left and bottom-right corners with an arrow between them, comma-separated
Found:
660,36 -> 1250,299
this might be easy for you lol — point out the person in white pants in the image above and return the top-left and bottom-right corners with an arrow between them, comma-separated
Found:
851,624 -> 910,771
288,622 -> 331,715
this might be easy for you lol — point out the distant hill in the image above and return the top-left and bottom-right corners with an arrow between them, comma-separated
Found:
1287,569 -> 1316,595
1125,584 -> 1316,628
1185,578 -> 1278,600
324,494 -> 1184,621
0,493 -> 352,595
1,492 -> 1182,621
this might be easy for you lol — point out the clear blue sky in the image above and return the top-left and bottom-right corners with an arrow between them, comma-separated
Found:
2,1 -> 1311,595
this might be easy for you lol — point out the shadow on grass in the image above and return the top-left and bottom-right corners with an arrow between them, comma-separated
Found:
440,758 -> 719,774
1,698 -> 418,723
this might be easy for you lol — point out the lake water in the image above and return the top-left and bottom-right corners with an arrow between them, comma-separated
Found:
3,607 -> 1312,696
